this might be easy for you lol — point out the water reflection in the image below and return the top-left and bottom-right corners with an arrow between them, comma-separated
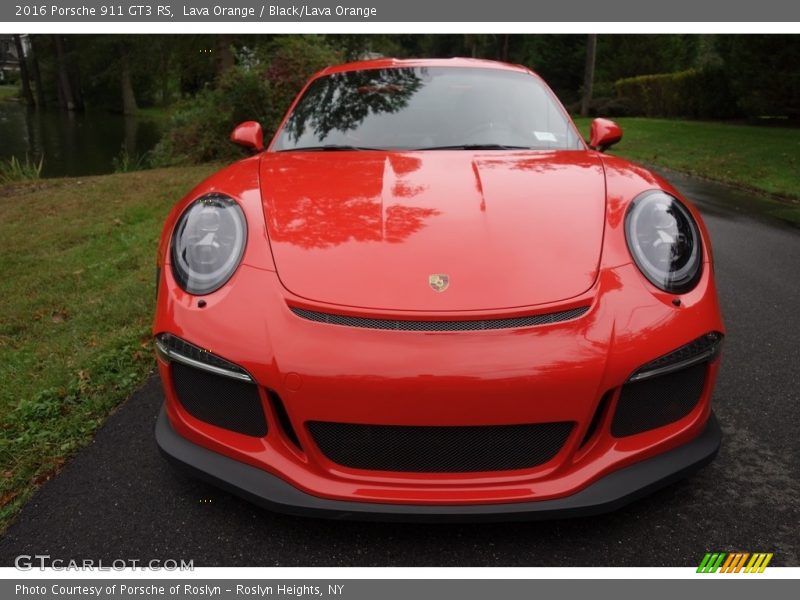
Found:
0,103 -> 160,177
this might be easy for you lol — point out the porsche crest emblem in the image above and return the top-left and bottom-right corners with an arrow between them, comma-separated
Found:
428,274 -> 450,293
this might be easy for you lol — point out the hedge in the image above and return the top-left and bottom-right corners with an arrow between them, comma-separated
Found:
615,68 -> 739,119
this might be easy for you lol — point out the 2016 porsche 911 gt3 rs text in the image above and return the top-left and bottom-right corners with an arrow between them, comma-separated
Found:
154,58 -> 724,521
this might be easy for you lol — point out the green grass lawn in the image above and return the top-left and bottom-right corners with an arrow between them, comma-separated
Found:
0,165 -> 216,531
574,117 -> 800,200
0,85 -> 20,102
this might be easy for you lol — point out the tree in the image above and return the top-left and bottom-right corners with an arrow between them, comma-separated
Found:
215,35 -> 235,79
500,34 -> 510,62
580,34 -> 597,117
12,35 -> 35,106
717,35 -> 800,118
510,35 -> 586,102
155,37 -> 173,105
53,35 -> 79,110
119,44 -> 138,115
27,35 -> 45,106
174,35 -> 218,96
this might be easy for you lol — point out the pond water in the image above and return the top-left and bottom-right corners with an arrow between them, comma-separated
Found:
0,101 -> 162,178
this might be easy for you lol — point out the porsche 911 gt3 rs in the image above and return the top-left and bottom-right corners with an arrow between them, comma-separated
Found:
154,58 -> 724,520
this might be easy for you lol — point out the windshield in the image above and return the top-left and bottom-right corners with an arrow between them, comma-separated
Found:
273,67 -> 583,151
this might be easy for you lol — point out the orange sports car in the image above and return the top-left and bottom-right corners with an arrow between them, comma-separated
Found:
154,58 -> 724,520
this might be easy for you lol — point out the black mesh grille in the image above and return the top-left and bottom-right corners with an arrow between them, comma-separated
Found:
612,363 -> 707,437
307,421 -> 574,472
290,305 -> 590,332
171,362 -> 267,437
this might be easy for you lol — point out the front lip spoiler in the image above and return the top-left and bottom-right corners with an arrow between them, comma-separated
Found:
156,407 -> 721,522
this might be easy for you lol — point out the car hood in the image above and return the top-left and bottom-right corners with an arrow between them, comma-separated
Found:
259,150 -> 606,312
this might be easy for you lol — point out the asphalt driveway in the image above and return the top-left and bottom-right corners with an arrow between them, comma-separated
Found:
1,170 -> 798,567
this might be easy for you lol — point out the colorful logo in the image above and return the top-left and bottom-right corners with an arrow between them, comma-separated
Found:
697,552 -> 773,573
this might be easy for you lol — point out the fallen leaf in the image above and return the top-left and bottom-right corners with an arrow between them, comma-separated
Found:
0,491 -> 18,508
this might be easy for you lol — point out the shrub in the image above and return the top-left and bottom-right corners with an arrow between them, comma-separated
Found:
0,70 -> 21,85
258,35 -> 344,130
615,68 -> 738,119
152,36 -> 341,166
0,155 -> 44,185
151,69 -> 269,166
111,144 -> 150,173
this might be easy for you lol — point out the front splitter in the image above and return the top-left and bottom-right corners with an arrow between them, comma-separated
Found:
156,407 -> 721,522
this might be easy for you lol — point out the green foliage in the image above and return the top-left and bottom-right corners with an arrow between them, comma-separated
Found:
0,155 -> 44,184
615,68 -> 738,119
1,70 -> 21,85
326,34 -> 406,61
18,34 -> 800,132
611,36 -> 800,120
152,36 -> 341,166
511,35 -> 586,103
259,36 -> 344,126
716,35 -> 800,118
595,35 -> 700,84
150,69 -> 266,165
173,34 -> 219,97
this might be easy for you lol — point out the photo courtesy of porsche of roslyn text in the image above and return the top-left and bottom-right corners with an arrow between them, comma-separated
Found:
0,33 -> 798,568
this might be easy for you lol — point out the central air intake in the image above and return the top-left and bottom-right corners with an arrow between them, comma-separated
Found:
307,421 -> 574,473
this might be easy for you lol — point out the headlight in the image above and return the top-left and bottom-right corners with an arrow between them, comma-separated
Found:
625,191 -> 702,294
170,193 -> 247,295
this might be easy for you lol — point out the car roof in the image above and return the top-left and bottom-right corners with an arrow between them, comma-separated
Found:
315,57 -> 533,77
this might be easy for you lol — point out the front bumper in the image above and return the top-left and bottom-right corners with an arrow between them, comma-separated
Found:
156,406 -> 721,521
154,259 -> 724,506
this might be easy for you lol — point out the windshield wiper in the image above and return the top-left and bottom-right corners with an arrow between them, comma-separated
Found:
278,143 -> 537,152
277,144 -> 384,152
412,144 -> 536,151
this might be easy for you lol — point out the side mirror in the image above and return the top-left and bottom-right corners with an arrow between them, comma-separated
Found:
230,121 -> 264,152
589,118 -> 622,152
